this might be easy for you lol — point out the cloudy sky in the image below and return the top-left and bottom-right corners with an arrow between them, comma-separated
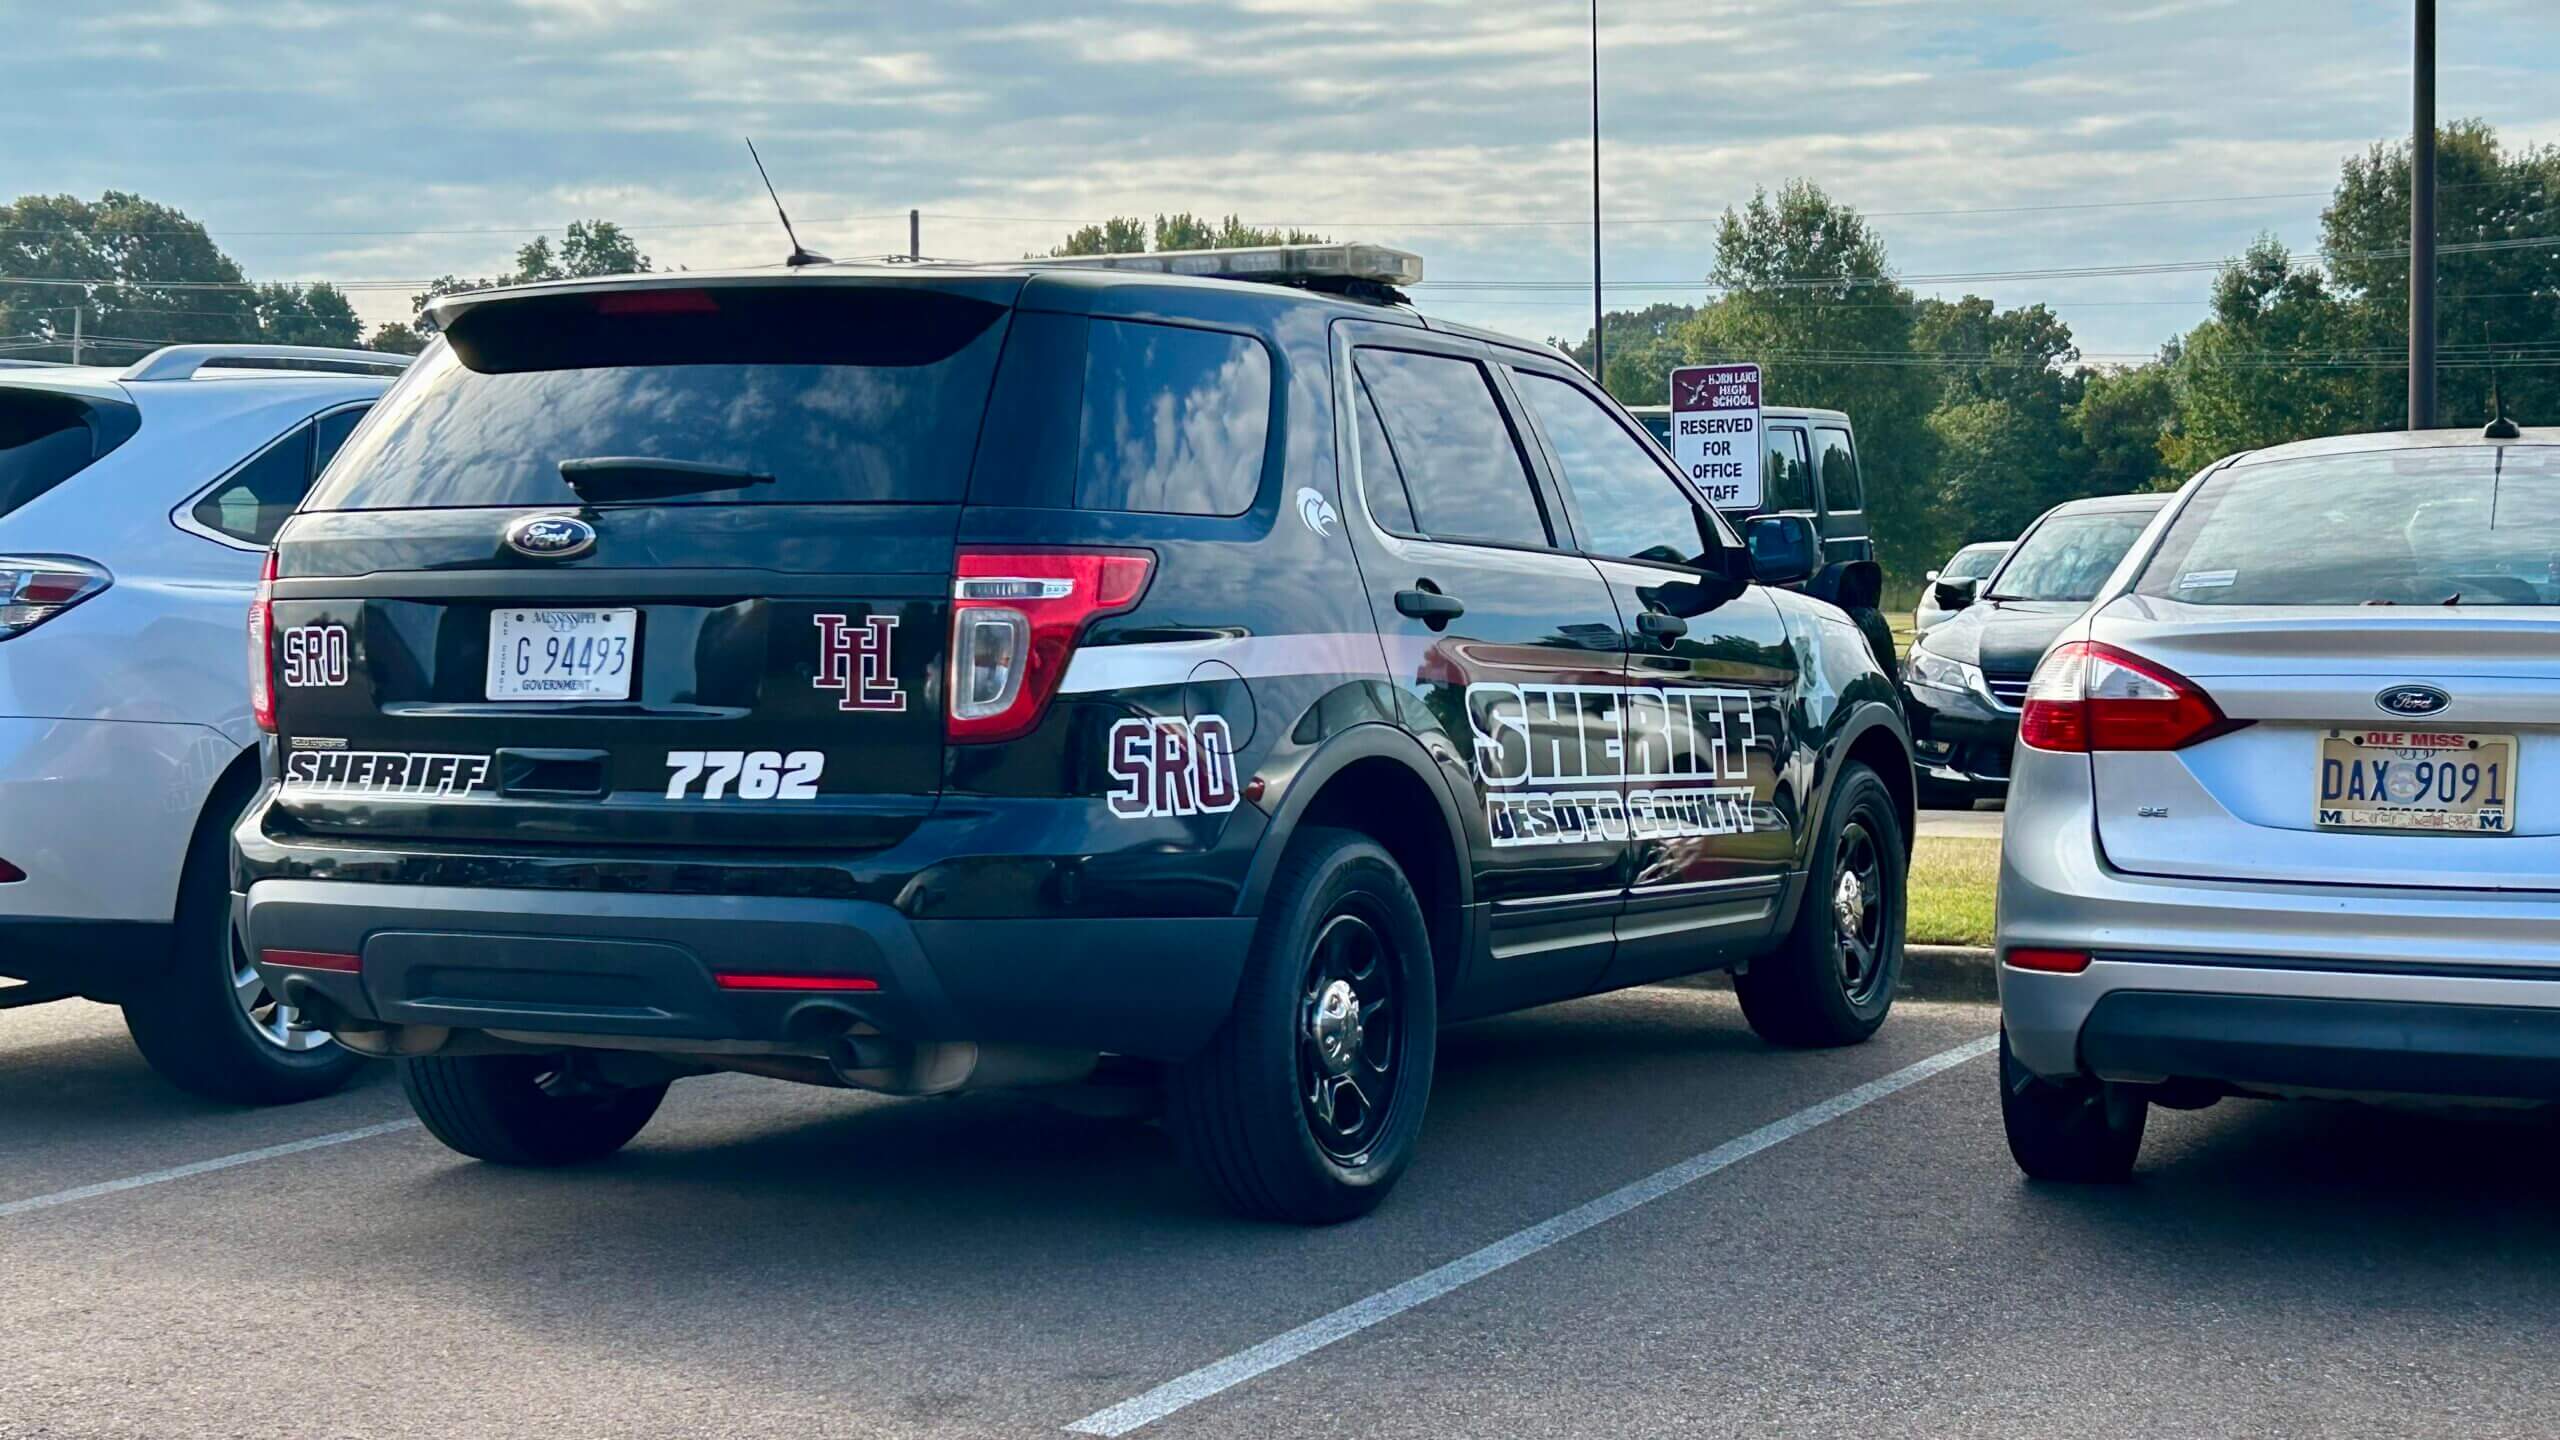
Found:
10,0 -> 2559,363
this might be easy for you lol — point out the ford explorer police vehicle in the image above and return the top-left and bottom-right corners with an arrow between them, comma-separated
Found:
235,243 -> 1916,1223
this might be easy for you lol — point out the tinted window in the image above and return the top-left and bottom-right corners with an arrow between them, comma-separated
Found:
1992,509 -> 2157,602
192,422 -> 315,547
1354,349 -> 1548,548
1073,319 -> 1270,516
1942,545 -> 2008,581
1763,426 -> 1814,512
2137,446 -> 2560,606
312,404 -> 367,476
1814,426 -> 1863,511
309,287 -> 1009,510
0,390 -> 135,520
1513,371 -> 1703,566
1353,379 -> 1418,534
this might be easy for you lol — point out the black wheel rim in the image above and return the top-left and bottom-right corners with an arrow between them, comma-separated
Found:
1298,907 -> 1402,1165
1829,817 -> 1891,1007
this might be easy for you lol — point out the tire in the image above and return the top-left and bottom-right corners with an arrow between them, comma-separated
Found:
121,776 -> 366,1106
1735,761 -> 1905,1048
399,1053 -> 667,1166
1169,827 -> 1437,1224
1998,1027 -> 2146,1182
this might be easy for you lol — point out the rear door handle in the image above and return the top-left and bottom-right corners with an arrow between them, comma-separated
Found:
1636,611 -> 1688,644
1394,588 -> 1466,623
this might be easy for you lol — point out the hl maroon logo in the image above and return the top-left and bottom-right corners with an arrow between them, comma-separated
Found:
812,614 -> 904,712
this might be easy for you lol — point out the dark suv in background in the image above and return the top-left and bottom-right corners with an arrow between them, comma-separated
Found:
236,245 -> 1915,1223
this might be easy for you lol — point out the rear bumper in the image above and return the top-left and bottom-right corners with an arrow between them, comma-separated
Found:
240,879 -> 1251,1062
1999,745 -> 2560,1100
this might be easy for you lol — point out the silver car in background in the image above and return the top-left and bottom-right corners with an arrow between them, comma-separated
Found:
1997,425 -> 2560,1180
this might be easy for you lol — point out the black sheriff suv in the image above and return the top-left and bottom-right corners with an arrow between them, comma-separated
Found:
237,243 -> 1916,1223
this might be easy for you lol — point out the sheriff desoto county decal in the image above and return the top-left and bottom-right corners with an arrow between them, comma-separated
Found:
280,749 -> 491,799
1467,683 -> 1759,848
813,613 -> 904,712
1108,715 -> 1241,819
279,622 -> 349,687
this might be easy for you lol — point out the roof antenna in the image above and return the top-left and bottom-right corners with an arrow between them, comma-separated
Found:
2485,322 -> 2521,439
745,137 -> 830,268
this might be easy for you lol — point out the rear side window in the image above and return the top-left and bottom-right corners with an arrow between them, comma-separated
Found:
192,423 -> 314,547
1354,349 -> 1550,549
1073,319 -> 1270,516
308,286 -> 1010,511
1814,426 -> 1863,511
1763,426 -> 1814,512
0,389 -> 138,520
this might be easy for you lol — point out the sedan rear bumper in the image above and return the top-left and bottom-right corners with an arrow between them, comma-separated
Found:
2075,989 -> 2560,1101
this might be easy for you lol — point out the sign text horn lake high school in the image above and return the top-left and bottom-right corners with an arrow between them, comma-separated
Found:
1669,362 -> 1762,511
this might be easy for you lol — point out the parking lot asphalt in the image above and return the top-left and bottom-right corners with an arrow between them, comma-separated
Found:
10,985 -> 2560,1439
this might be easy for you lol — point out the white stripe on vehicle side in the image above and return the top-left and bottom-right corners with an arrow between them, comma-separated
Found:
1058,632 -> 1389,694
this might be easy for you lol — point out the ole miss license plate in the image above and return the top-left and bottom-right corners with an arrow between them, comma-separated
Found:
486,607 -> 636,700
2315,728 -> 2516,834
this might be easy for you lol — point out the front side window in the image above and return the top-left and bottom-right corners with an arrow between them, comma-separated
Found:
1513,370 -> 1706,566
192,422 -> 316,547
1763,426 -> 1814,512
1352,379 -> 1419,534
1353,349 -> 1550,549
1814,426 -> 1863,512
1073,319 -> 1272,516
1991,509 -> 2159,602
2136,446 -> 2560,606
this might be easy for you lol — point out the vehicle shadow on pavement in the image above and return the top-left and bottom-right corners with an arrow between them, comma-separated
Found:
0,1005 -> 391,1148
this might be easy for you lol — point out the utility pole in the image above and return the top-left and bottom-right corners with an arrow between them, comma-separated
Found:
1576,0 -> 1597,386
909,209 -> 921,260
70,307 -> 81,366
2409,0 -> 2438,429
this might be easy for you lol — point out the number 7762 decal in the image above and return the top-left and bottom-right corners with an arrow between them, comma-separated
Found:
665,750 -> 824,800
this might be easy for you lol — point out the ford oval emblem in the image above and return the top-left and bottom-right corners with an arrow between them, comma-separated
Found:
503,514 -> 596,560
2375,684 -> 2451,718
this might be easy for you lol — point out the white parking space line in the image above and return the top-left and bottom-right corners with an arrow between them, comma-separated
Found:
0,1118 -> 420,1221
1068,1034 -> 1998,1437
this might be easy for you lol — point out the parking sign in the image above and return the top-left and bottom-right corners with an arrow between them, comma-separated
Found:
1669,363 -> 1762,510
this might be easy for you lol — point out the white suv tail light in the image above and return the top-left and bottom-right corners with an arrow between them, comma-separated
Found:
947,549 -> 1153,744
0,556 -> 111,640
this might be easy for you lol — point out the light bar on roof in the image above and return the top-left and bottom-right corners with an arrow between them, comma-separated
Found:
1038,242 -> 1424,288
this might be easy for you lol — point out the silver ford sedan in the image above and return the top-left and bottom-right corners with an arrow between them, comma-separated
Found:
1997,423 -> 2560,1181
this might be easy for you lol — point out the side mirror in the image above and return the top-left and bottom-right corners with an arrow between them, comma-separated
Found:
1931,575 -> 1980,613
1743,514 -> 1819,587
1806,558 -> 1882,612
1924,569 -> 1941,583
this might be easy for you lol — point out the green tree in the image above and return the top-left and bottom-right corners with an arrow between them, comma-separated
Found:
2319,120 -> 2560,430
411,219 -> 654,318
1559,302 -> 1700,405
1681,181 -> 1942,579
0,191 -> 261,360
1052,217 -> 1150,256
1047,214 -> 1323,258
2163,237 -> 2361,473
365,321 -> 428,356
2070,363 -> 2181,492
251,281 -> 362,347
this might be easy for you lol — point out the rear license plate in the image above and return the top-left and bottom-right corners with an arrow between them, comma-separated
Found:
2315,729 -> 2516,834
486,608 -> 637,701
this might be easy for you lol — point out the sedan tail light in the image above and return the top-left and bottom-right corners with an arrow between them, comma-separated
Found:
947,549 -> 1153,744
2019,640 -> 2243,753
0,556 -> 111,640
249,548 -> 278,733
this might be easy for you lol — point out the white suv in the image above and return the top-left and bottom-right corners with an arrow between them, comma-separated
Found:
0,344 -> 406,1102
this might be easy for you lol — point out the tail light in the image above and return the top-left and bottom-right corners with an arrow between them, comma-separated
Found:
0,556 -> 111,640
948,548 -> 1154,744
2019,640 -> 2242,753
248,548 -> 278,733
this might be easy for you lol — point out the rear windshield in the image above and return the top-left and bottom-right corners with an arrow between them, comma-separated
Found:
2136,445 -> 2560,606
0,388 -> 138,520
1988,508 -> 2157,602
306,286 -> 1009,511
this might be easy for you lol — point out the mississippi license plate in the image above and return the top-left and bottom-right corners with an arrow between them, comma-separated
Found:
486,607 -> 637,701
2315,729 -> 2516,834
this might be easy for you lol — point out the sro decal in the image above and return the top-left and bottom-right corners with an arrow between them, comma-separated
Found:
1107,716 -> 1241,819
664,750 -> 824,800
813,613 -> 903,712
280,623 -> 349,688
